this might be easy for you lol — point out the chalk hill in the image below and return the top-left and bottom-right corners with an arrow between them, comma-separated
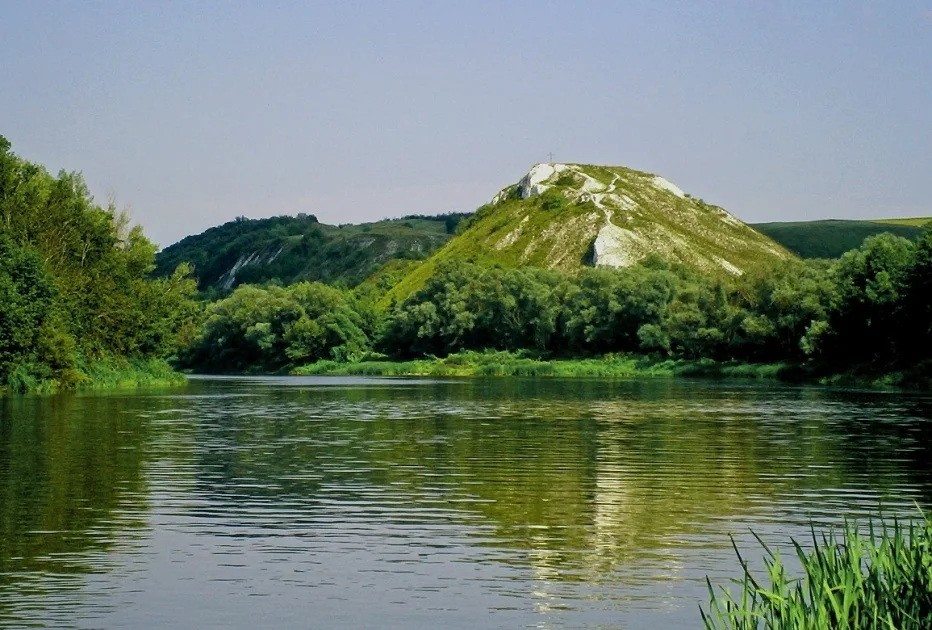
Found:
387,163 -> 793,300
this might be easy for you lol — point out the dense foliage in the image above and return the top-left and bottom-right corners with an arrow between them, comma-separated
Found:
181,282 -> 379,372
381,256 -> 837,363
186,227 -> 932,384
0,137 -> 197,391
154,212 -> 467,293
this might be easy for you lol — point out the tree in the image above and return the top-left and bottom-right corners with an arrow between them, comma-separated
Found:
0,137 -> 198,389
0,236 -> 59,382
822,234 -> 914,364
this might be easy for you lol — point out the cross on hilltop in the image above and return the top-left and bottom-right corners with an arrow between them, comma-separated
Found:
547,152 -> 554,162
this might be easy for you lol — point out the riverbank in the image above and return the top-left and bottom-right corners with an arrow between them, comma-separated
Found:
292,351 -> 793,380
292,350 -> 931,390
2,358 -> 186,394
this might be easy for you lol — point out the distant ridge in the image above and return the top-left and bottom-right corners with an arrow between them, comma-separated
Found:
154,167 -> 929,295
154,213 -> 468,291
751,219 -> 926,259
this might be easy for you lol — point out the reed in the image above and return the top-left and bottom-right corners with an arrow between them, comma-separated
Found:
2,356 -> 185,394
701,512 -> 932,629
292,351 -> 790,380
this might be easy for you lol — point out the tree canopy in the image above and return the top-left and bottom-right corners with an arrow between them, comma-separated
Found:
183,224 -> 932,385
0,136 -> 197,391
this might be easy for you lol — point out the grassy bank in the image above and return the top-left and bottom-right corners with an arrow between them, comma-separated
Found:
702,512 -> 932,629
292,351 -> 932,390
2,357 -> 186,394
292,350 -> 793,380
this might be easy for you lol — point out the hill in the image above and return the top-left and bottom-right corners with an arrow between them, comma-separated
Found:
871,217 -> 932,228
154,213 -> 469,291
385,163 -> 792,301
750,220 -> 925,259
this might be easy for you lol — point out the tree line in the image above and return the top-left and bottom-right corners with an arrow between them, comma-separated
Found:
0,137 -> 197,391
181,227 -> 932,380
4,133 -> 930,388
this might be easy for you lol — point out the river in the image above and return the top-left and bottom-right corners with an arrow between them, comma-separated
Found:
1,376 -> 931,628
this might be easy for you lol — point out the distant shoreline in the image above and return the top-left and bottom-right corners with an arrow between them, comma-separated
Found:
287,351 -> 931,391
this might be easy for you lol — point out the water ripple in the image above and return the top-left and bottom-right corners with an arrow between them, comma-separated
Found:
1,378 -> 931,628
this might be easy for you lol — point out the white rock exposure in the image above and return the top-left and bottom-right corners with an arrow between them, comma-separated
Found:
593,221 -> 642,267
578,173 -> 606,194
495,215 -> 529,250
519,164 -> 555,199
651,176 -> 686,199
712,255 -> 743,276
480,162 -> 790,276
518,163 -> 571,199
219,247 -> 286,289
490,189 -> 509,205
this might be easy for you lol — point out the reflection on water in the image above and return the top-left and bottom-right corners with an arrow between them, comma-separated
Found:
1,377 -> 931,628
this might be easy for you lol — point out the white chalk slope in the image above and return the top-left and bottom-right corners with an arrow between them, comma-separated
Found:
479,163 -> 790,275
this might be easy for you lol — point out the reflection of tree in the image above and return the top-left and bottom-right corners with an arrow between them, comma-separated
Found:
821,390 -> 932,505
4,379 -> 929,627
0,393 -> 153,618
182,379 -> 932,584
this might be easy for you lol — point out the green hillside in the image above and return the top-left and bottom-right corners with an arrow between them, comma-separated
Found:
872,217 -> 932,227
385,163 -> 792,302
154,213 -> 469,291
751,220 -> 924,259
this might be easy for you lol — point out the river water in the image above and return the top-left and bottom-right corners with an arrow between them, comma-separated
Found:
1,376 -> 931,628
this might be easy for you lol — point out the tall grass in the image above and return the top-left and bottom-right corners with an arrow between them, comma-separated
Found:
292,350 -> 790,380
79,357 -> 186,390
701,513 -> 932,629
2,356 -> 185,394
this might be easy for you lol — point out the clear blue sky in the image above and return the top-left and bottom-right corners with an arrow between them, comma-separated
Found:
3,1 -> 930,246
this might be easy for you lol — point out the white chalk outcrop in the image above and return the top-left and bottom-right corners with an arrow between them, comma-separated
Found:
593,221 -> 642,267
475,162 -> 789,276
652,176 -> 686,198
517,163 -> 572,199
219,247 -> 285,289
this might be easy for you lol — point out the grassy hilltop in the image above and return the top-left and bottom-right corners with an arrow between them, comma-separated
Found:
384,163 -> 792,302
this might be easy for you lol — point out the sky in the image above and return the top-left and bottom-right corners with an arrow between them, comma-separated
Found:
2,1 -> 931,247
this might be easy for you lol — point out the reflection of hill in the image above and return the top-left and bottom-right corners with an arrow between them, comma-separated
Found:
3,378 -> 929,628
0,393 -> 155,617
178,379 -> 932,583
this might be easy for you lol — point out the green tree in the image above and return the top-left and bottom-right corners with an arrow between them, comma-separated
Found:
0,236 -> 60,384
0,136 -> 198,390
822,233 -> 914,364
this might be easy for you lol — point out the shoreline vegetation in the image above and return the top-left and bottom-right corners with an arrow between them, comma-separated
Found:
4,136 -> 932,395
290,350 -> 932,391
2,358 -> 186,395
0,137 -> 198,395
180,229 -> 932,395
703,512 -> 932,629
292,351 -> 788,379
